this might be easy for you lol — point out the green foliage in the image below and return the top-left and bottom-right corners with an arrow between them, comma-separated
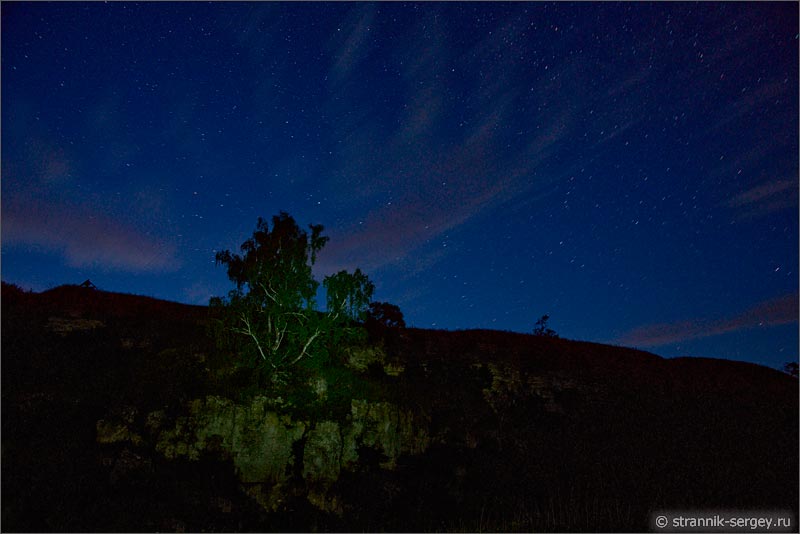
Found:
211,212 -> 375,389
324,268 -> 374,323
322,268 -> 374,352
533,314 -> 558,338
280,360 -> 391,420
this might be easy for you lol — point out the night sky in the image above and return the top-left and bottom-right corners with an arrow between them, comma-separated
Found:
2,2 -> 798,369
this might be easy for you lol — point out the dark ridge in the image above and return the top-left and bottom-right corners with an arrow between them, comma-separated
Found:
4,282 -> 208,322
663,356 -> 798,400
5,282 -> 792,392
2,281 -> 797,532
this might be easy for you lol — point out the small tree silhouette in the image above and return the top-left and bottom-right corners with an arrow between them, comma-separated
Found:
533,314 -> 558,338
366,301 -> 406,330
782,361 -> 798,378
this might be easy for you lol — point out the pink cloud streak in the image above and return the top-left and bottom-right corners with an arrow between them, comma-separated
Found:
724,179 -> 797,220
2,200 -> 180,273
615,293 -> 799,348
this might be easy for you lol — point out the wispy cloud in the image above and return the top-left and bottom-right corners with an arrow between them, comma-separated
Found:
724,179 -> 797,220
321,176 -> 506,275
615,293 -> 799,347
14,137 -> 75,186
395,81 -> 445,144
606,66 -> 652,98
316,8 -> 676,288
319,94 -> 573,277
711,79 -> 793,135
182,281 -> 216,306
2,198 -> 181,273
318,20 -> 584,277
328,4 -> 376,85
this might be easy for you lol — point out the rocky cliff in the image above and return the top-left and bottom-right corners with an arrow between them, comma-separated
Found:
2,283 -> 798,531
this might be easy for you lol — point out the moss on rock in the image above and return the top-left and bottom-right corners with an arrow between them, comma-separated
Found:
96,419 -> 143,446
345,399 -> 429,470
154,395 -> 306,493
148,392 -> 430,514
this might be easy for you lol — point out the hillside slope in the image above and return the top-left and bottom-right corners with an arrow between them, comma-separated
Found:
2,283 -> 797,532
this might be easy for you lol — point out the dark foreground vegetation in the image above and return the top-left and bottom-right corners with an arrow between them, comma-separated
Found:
2,281 -> 798,532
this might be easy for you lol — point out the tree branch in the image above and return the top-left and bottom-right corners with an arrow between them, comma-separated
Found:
238,314 -> 275,368
288,328 -> 322,366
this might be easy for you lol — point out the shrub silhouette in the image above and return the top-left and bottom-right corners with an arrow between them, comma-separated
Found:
366,301 -> 406,330
533,314 -> 558,338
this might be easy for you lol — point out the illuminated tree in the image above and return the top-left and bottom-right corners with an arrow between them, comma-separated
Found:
211,212 -> 374,383
324,268 -> 374,324
322,268 -> 375,350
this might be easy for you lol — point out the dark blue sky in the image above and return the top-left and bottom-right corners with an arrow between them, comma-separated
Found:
3,2 -> 798,369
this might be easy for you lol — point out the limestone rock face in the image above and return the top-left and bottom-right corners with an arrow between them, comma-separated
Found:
482,362 -> 575,414
303,420 -> 342,486
300,400 -> 430,512
344,345 -> 405,376
98,366 -> 572,518
46,316 -> 105,335
96,419 -> 143,446
344,346 -> 385,372
155,396 -> 306,492
142,394 -> 430,514
345,399 -> 429,470
302,420 -> 343,513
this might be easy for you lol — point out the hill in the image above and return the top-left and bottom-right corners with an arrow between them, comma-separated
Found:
1,282 -> 797,532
